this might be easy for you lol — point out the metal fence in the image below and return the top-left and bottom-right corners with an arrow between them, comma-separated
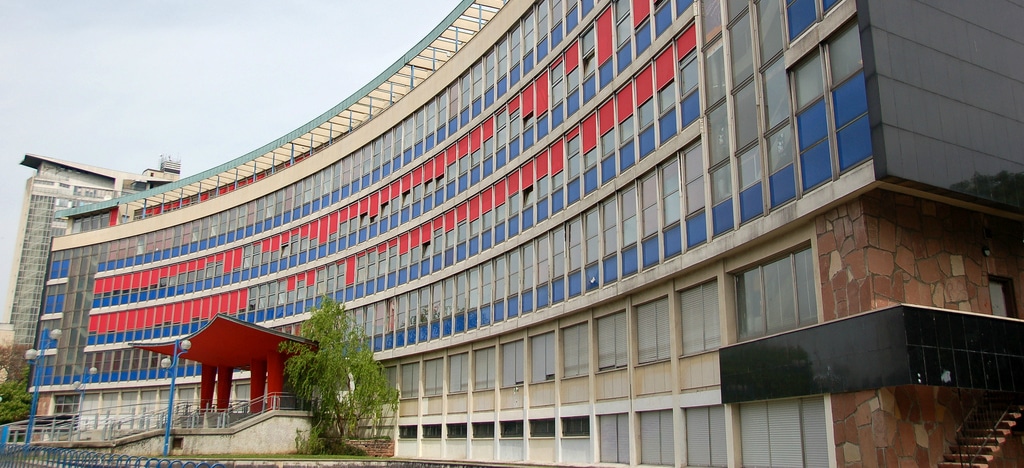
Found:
0,445 -> 225,468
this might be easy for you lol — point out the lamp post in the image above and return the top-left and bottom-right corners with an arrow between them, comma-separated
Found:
24,328 -> 62,444
159,339 -> 191,457
71,366 -> 98,439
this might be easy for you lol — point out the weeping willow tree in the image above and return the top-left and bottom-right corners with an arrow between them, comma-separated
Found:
280,297 -> 398,454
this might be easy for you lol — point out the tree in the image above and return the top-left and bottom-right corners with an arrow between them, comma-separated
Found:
0,343 -> 31,424
280,297 -> 399,454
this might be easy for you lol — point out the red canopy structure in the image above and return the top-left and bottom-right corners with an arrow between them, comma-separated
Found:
134,314 -> 314,411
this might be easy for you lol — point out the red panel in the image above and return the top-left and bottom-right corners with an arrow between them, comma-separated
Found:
494,179 -> 507,205
300,223 -> 311,238
412,166 -> 423,185
402,174 -> 413,191
551,139 -> 565,173
636,65 -> 654,103
567,126 -> 581,141
481,187 -> 494,212
535,71 -> 549,115
564,40 -> 580,71
656,47 -> 675,89
633,0 -> 651,27
617,83 -> 634,122
108,210 -> 118,227
508,95 -> 520,114
399,233 -> 410,254
346,258 -> 356,285
446,145 -> 458,165
676,24 -> 697,57
308,270 -> 316,285
522,83 -> 535,117
599,99 -> 616,134
409,229 -> 420,249
507,169 -> 521,193
444,211 -> 456,231
471,126 -> 482,152
378,243 -> 387,254
522,160 -> 535,188
456,203 -> 468,222
287,276 -> 296,291
432,217 -> 444,232
458,136 -> 470,157
536,150 -> 549,176
597,8 -> 614,63
434,154 -> 446,177
469,196 -> 481,220
483,116 -> 495,140
582,113 -> 598,153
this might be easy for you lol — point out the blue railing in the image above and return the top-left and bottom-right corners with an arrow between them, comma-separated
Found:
0,444 -> 225,468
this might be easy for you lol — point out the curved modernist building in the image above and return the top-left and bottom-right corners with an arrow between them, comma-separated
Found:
36,0 -> 1024,465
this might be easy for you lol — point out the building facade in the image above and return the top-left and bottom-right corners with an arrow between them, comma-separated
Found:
6,155 -> 179,345
34,0 -> 1024,466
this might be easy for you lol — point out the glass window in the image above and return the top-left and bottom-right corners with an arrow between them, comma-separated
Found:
829,26 -> 863,82
729,14 -> 754,83
757,0 -> 784,61
763,59 -> 790,129
794,54 -> 824,109
736,248 -> 817,339
597,312 -> 628,370
661,159 -> 681,226
621,187 -> 638,245
685,144 -> 705,214
641,173 -> 659,238
704,42 -> 727,104
734,83 -> 758,147
562,322 -> 589,377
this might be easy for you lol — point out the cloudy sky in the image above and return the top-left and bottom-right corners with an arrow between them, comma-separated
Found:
0,0 -> 462,320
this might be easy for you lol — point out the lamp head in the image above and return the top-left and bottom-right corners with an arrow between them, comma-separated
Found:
160,357 -> 172,369
179,339 -> 192,351
88,367 -> 98,375
48,329 -> 62,340
72,380 -> 82,390
24,349 -> 38,361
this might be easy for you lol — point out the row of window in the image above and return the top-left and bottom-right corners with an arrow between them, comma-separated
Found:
395,397 -> 826,467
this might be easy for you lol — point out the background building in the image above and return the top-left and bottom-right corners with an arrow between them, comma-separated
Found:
5,155 -> 179,345
29,0 -> 1024,466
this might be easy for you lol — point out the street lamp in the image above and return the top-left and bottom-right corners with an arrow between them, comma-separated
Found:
159,339 -> 191,457
71,366 -> 98,439
24,328 -> 62,444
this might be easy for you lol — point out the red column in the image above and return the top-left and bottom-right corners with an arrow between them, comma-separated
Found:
267,351 -> 284,410
200,366 -> 216,411
250,358 -> 267,413
216,366 -> 233,411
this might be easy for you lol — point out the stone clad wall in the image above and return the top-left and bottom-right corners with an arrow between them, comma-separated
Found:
348,439 -> 396,457
816,189 -> 1024,467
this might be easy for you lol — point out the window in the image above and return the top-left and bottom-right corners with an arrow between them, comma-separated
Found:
597,312 -> 627,370
54,394 -> 80,414
473,422 -> 495,438
637,298 -> 671,363
475,347 -> 496,390
400,362 -> 419,398
681,281 -> 721,354
685,406 -> 727,467
599,413 -> 629,463
740,397 -> 828,467
502,340 -> 524,387
424,358 -> 443,396
422,424 -> 442,439
562,322 -> 589,378
562,416 -> 590,437
531,332 -> 556,382
990,277 -> 1015,317
449,353 -> 468,393
531,418 -> 556,437
501,420 -> 524,438
640,410 -> 674,465
737,248 -> 817,339
399,425 -> 418,439
448,423 -> 468,439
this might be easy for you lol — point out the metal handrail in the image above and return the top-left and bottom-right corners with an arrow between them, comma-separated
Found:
0,444 -> 225,468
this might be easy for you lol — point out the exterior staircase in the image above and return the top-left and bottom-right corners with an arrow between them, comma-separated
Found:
938,393 -> 1023,468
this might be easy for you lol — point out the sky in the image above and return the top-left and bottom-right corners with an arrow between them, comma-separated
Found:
0,0 -> 463,320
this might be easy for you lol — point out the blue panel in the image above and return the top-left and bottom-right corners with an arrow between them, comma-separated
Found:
617,44 -> 632,73
568,270 -> 582,297
622,246 -> 638,276
538,115 -> 549,139
655,3 -> 673,37
455,315 -> 465,333
449,117 -> 459,136
497,77 -> 508,97
510,64 -> 520,86
769,165 -> 797,207
677,0 -> 694,15
521,289 -> 533,313
602,155 -> 616,183
523,52 -> 534,75
523,127 -> 534,149
642,237 -> 660,267
419,325 -> 428,342
384,335 -> 393,350
663,224 -> 682,258
469,238 -> 479,256
800,141 -> 832,189
507,215 -> 520,237
552,22 -> 563,46
566,7 -> 578,32
468,310 -> 478,329
437,125 -> 446,142
582,0 -> 593,15
620,142 -> 636,171
712,199 -> 734,236
659,112 -> 677,143
507,296 -> 519,318
480,305 -> 491,326
599,60 -> 615,89
373,336 -> 382,352
493,301 -> 505,322
471,166 -> 481,185
495,222 -> 506,243
485,87 -> 495,108
552,277 -> 566,303
598,254 -> 614,280
552,188 -> 564,213
823,0 -> 840,10
537,38 -> 548,60
425,134 -> 435,152
482,230 -> 492,250
536,285 -> 548,308
787,0 -> 816,39
836,115 -> 873,170
567,179 -> 581,204
461,108 -> 470,126
686,212 -> 708,247
522,207 -> 534,230
797,101 -> 828,150
457,244 -> 467,262
472,99 -> 482,117
635,22 -> 651,54
740,183 -> 764,222
432,321 -> 442,339
496,147 -> 507,168
584,167 -> 598,193
583,76 -> 597,102
833,73 -> 868,128
537,199 -> 549,221
639,126 -> 656,158
567,91 -> 580,116
397,332 -> 406,347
